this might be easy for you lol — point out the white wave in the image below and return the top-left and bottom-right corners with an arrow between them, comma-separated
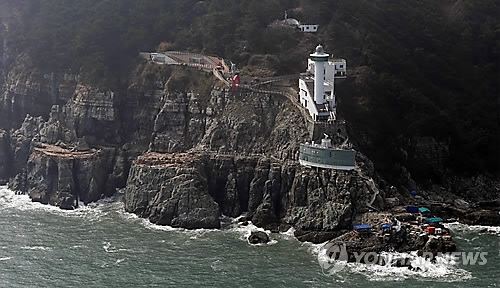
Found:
346,251 -> 473,282
136,217 -> 223,243
0,257 -> 12,261
102,241 -> 132,253
280,227 -> 296,238
305,236 -> 474,282
140,218 -> 181,232
310,244 -> 473,282
20,246 -> 53,251
0,186 -> 124,223
114,258 -> 127,266
224,219 -> 277,246
70,245 -> 87,249
445,222 -> 500,235
211,259 -> 224,272
189,229 -> 212,240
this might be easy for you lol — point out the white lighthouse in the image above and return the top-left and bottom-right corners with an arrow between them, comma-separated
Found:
299,44 -> 347,122
310,45 -> 329,104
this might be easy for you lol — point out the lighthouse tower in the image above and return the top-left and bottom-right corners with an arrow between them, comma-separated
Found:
310,44 -> 329,104
299,44 -> 346,122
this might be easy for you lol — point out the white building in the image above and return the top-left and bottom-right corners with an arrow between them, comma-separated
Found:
275,11 -> 319,33
299,45 -> 347,122
299,24 -> 319,33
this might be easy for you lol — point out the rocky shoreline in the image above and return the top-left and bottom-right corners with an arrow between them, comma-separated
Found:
0,63 -> 498,260
123,151 -> 376,232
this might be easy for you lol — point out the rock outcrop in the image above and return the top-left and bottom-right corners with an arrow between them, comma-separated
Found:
0,59 -> 495,249
324,212 -> 456,267
124,152 -> 378,232
124,153 -> 220,229
0,55 -> 79,129
16,144 -> 115,209
0,129 -> 9,184
248,231 -> 270,244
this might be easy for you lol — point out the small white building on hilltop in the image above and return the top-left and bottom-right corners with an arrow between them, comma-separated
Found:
272,11 -> 319,33
299,45 -> 347,122
299,24 -> 319,33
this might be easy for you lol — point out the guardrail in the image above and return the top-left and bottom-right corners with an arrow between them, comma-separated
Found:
211,68 -> 345,128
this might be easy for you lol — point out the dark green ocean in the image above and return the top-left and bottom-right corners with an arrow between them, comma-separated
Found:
0,186 -> 498,287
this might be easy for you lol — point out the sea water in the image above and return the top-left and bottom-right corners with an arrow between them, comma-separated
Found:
0,186 -> 498,287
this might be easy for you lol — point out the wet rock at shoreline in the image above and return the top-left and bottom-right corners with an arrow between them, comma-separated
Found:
16,144 -> 115,209
248,231 -> 270,244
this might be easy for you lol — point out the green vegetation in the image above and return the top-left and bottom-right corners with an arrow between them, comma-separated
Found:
1,0 -> 498,179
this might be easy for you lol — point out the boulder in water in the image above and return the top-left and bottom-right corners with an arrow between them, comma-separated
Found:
248,231 -> 270,244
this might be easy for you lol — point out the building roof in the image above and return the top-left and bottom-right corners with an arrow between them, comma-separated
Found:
282,18 -> 300,26
353,224 -> 372,230
330,58 -> 346,63
406,206 -> 419,213
426,217 -> 444,223
315,44 -> 325,54
419,207 -> 431,213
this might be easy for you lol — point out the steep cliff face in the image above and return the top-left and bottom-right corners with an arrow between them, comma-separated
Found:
124,152 -> 379,234
60,84 -> 120,145
2,59 -> 496,234
0,55 -> 80,129
19,144 -> 116,209
124,153 -> 221,229
122,64 -> 308,157
0,129 -> 10,184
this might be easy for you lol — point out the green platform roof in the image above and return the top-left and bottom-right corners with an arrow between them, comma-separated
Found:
426,217 -> 443,223
419,207 -> 431,214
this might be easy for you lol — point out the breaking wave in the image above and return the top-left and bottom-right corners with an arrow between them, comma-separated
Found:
223,215 -> 278,246
0,185 -> 492,283
0,185 -> 122,223
445,222 -> 500,236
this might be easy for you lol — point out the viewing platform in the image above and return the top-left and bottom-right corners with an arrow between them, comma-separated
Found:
141,51 -> 229,72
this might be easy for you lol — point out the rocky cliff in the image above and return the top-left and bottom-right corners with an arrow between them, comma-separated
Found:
0,55 -> 80,129
0,129 -> 9,184
2,62 -> 312,205
123,152 -> 380,238
0,60 -> 497,240
21,144 -> 115,209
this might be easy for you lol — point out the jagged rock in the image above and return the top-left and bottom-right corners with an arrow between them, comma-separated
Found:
0,129 -> 10,183
419,236 -> 456,257
22,144 -> 114,209
124,154 -> 221,229
284,168 -> 374,232
462,210 -> 500,226
124,152 -> 378,233
110,148 -> 131,189
251,180 -> 279,229
395,213 -> 417,222
454,198 -> 469,209
0,62 -> 57,128
39,105 -> 63,144
294,230 -> 345,243
385,197 -> 400,208
8,170 -> 26,192
324,219 -> 455,266
248,231 -> 270,244
10,115 -> 45,174
74,138 -> 90,151
1,60 -> 496,242
61,85 -> 120,144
